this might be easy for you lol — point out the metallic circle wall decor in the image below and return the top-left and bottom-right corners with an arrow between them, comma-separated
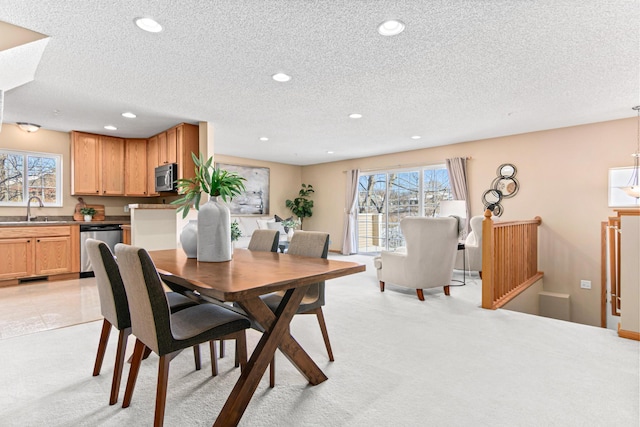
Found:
491,176 -> 519,198
497,163 -> 517,178
482,163 -> 519,216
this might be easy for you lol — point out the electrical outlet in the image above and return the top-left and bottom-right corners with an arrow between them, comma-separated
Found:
580,280 -> 591,289
124,205 -> 129,213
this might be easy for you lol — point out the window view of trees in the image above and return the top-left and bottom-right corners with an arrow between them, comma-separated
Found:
0,151 -> 61,205
357,166 -> 452,252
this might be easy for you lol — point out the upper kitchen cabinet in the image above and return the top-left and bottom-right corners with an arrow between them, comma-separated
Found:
125,138 -> 148,196
146,135 -> 160,196
71,132 -> 100,194
101,136 -> 125,195
71,123 -> 198,198
156,123 -> 199,180
72,132 -> 125,196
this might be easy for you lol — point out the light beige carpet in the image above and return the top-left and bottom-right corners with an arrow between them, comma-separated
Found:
0,255 -> 638,426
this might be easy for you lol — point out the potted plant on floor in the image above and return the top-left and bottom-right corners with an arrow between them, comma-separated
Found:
172,153 -> 246,262
80,207 -> 96,222
285,183 -> 314,229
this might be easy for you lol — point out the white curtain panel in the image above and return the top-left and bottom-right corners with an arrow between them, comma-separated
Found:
445,157 -> 470,233
341,169 -> 360,255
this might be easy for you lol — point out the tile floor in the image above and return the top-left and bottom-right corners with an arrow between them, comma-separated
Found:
0,277 -> 101,339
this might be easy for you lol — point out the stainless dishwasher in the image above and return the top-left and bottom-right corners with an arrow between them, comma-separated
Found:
80,224 -> 123,277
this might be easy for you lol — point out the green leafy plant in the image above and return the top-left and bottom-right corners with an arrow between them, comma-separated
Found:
285,183 -> 314,226
281,218 -> 300,231
171,152 -> 247,218
80,207 -> 96,216
230,220 -> 242,242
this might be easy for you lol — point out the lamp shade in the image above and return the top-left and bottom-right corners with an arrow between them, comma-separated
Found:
439,200 -> 467,218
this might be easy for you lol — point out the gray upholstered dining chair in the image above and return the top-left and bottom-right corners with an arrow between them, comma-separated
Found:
86,238 -> 200,406
115,243 -> 251,427
259,230 -> 332,387
248,229 -> 280,252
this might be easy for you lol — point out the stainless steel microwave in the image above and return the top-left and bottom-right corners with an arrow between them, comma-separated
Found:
155,163 -> 178,192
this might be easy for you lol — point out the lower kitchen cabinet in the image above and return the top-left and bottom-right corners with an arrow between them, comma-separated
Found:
0,225 -> 80,285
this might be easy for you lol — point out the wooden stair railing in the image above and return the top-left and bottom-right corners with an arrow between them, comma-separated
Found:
481,209 -> 544,309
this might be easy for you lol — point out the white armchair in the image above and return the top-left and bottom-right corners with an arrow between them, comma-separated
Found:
373,217 -> 459,301
454,215 -> 485,277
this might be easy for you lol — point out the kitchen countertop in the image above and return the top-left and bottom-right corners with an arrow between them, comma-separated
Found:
128,204 -> 177,210
0,217 -> 130,227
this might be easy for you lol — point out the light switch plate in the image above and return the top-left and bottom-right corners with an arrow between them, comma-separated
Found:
580,280 -> 591,289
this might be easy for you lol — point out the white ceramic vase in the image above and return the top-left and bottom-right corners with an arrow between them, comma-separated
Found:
180,220 -> 198,258
197,196 -> 232,262
84,215 -> 92,222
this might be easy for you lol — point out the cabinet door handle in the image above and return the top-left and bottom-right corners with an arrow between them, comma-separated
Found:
37,239 -> 40,243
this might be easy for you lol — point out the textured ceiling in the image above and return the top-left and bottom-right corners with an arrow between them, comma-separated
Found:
0,1 -> 638,165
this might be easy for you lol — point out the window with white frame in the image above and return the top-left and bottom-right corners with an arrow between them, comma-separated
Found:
0,150 -> 63,206
357,164 -> 452,252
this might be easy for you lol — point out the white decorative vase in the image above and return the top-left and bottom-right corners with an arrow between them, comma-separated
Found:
84,215 -> 92,222
180,220 -> 198,258
197,196 -> 232,262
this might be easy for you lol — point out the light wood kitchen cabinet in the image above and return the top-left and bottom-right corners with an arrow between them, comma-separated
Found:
174,123 -> 199,180
71,132 -> 101,195
147,136 -> 160,196
125,138 -> 148,196
71,123 -> 198,197
101,136 -> 125,195
71,132 -> 125,196
0,225 -> 80,285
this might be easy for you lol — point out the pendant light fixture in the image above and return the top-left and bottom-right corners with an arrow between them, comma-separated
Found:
621,106 -> 640,198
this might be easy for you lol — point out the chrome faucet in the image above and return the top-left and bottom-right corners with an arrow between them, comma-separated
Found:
26,196 -> 44,222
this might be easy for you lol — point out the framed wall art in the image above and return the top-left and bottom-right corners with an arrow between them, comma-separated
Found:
216,162 -> 270,214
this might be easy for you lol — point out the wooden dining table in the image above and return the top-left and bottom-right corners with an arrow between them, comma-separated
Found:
148,248 -> 365,427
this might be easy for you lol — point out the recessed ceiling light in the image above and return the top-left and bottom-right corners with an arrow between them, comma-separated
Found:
104,125 -> 117,131
272,73 -> 292,82
411,135 -> 421,139
349,113 -> 363,119
135,17 -> 163,33
122,112 -> 136,118
327,151 -> 334,154
378,19 -> 405,36
259,137 -> 269,141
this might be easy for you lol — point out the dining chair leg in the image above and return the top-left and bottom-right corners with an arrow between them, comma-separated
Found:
235,331 -> 247,371
444,285 -> 450,296
123,339 -> 146,408
219,340 -> 225,358
154,355 -> 171,427
313,307 -> 334,361
416,289 -> 425,301
379,281 -> 385,292
109,327 -> 131,405
209,341 -> 218,377
269,357 -> 275,388
93,318 -> 112,376
193,344 -> 201,371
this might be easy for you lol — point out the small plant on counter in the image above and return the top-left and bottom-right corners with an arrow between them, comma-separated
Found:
171,152 -> 247,218
80,207 -> 96,217
231,220 -> 242,242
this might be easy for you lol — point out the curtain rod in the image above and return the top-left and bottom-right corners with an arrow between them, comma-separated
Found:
343,156 -> 472,173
